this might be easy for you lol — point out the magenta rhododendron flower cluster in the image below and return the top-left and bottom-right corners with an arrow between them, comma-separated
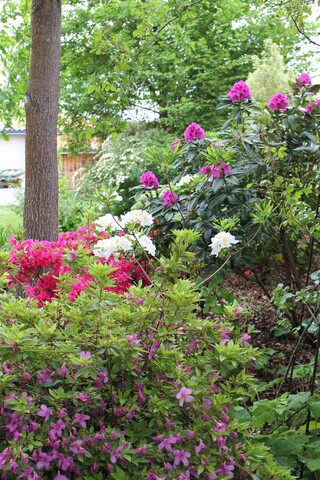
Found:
305,98 -> 320,115
140,170 -> 159,189
227,80 -> 252,103
200,162 -> 231,178
8,225 -> 150,305
184,122 -> 205,142
295,72 -> 312,88
161,190 -> 179,207
267,93 -> 289,111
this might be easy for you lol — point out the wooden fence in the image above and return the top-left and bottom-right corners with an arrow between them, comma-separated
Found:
59,153 -> 98,185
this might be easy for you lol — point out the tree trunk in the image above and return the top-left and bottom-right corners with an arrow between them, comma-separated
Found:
24,0 -> 61,241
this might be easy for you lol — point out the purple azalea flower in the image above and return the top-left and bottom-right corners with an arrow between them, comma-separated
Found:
176,386 -> 194,407
72,413 -> 90,428
37,404 -> 53,422
172,449 -> 191,467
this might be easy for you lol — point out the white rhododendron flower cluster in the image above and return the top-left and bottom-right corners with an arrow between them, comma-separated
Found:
93,236 -> 133,259
95,214 -> 122,232
93,234 -> 156,259
176,174 -> 195,187
209,232 -> 239,257
121,209 -> 154,228
135,234 -> 156,257
95,210 -> 154,232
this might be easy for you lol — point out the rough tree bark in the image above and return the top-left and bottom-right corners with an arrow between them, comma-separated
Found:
24,0 -> 61,241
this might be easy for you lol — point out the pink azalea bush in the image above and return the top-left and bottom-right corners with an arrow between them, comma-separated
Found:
7,225 -> 150,305
227,80 -> 252,103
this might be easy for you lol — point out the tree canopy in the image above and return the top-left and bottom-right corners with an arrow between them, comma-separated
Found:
0,0 -> 317,147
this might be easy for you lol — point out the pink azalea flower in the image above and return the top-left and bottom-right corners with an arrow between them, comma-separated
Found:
176,386 -> 194,407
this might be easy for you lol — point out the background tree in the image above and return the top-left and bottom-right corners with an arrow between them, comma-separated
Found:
0,0 -> 317,148
24,0 -> 61,240
246,39 -> 294,102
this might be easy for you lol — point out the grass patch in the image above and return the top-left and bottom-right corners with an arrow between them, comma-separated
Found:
0,205 -> 22,229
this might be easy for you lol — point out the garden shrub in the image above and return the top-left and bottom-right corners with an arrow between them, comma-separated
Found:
0,228 -> 295,479
75,125 -> 172,216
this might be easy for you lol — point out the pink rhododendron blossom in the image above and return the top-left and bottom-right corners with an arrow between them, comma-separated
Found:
200,163 -> 231,178
305,99 -> 320,115
268,93 -> 289,111
228,81 -> 252,103
184,122 -> 205,142
295,73 -> 312,88
176,387 -> 194,407
140,171 -> 159,189
171,137 -> 182,150
161,190 -> 179,207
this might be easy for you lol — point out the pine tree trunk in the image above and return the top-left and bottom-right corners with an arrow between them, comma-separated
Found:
24,0 -> 61,241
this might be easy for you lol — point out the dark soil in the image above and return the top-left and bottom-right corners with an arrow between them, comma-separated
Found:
223,272 -> 315,397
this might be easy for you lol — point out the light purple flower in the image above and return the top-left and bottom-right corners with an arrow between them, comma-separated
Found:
72,413 -> 90,428
228,81 -> 252,103
268,93 -> 289,111
184,122 -> 205,142
140,171 -> 159,189
161,190 -> 179,207
240,333 -> 251,346
195,439 -> 207,454
215,461 -> 235,477
79,351 -> 91,359
176,386 -> 194,407
37,404 -> 53,422
173,449 -> 191,467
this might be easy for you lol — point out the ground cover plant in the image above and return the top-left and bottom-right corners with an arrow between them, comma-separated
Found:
0,73 -> 320,479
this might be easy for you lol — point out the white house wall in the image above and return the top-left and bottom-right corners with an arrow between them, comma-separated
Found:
0,134 -> 25,171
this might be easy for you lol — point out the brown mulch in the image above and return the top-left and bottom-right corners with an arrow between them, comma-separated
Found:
222,272 -> 315,397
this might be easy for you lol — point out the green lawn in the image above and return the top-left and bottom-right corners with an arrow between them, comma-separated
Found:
0,205 -> 23,229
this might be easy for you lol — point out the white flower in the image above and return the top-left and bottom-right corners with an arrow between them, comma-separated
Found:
93,236 -> 133,259
176,174 -> 194,187
209,232 -> 239,257
95,214 -> 121,232
121,209 -> 154,228
136,235 -> 156,256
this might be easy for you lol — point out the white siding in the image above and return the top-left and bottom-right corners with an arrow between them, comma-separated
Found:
0,133 -> 25,171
